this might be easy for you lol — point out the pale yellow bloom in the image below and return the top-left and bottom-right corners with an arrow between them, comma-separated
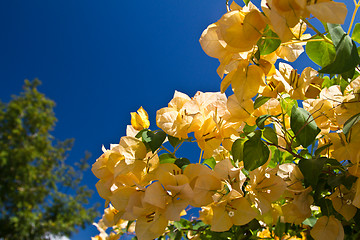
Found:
310,215 -> 344,240
246,165 -> 287,214
210,190 -> 257,232
131,106 -> 150,130
156,91 -> 193,139
328,185 -> 357,221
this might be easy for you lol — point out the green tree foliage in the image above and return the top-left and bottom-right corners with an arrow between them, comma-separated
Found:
0,79 -> 98,239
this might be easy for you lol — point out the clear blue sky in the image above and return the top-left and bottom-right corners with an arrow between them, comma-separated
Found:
0,0 -> 355,238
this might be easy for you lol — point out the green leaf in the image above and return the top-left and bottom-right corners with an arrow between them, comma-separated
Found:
343,175 -> 357,190
327,174 -> 344,188
203,157 -> 216,169
192,220 -> 207,230
262,126 -> 278,145
135,128 -> 148,138
290,106 -> 320,148
343,112 -> 360,138
280,95 -> 298,116
314,143 -> 333,156
298,157 -> 326,187
142,130 -> 167,153
319,24 -> 360,74
256,114 -> 271,129
159,153 -> 176,164
242,123 -> 257,134
257,26 -> 281,55
318,198 -> 334,216
231,138 -> 246,163
243,0 -> 250,6
302,217 -> 317,227
168,135 -> 182,148
352,23 -> 360,43
243,131 -> 270,171
254,48 -> 260,61
173,218 -> 190,230
321,76 -> 336,89
254,96 -> 271,109
274,217 -> 289,238
306,36 -> 336,67
341,68 -> 355,80
174,157 -> 190,169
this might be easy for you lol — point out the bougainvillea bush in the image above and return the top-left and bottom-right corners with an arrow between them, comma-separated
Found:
91,0 -> 360,239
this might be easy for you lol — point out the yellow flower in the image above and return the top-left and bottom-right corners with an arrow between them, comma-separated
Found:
310,215 -> 344,240
303,99 -> 336,134
217,9 -> 267,52
328,185 -> 357,221
210,190 -> 257,232
184,164 -> 222,207
277,62 -> 321,100
131,106 -> 150,131
262,0 -> 347,42
246,165 -> 287,214
156,91 -> 193,139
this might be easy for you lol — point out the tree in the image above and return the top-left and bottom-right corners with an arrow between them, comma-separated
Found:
0,79 -> 98,239
92,1 -> 360,239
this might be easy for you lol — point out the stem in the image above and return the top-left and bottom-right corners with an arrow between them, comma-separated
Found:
348,2 -> 360,35
302,18 -> 333,45
226,0 -> 230,12
198,150 -> 203,164
160,145 -> 173,155
281,38 -> 327,46
265,141 -> 305,161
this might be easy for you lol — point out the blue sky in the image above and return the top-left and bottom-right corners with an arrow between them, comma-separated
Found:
0,0 -> 355,238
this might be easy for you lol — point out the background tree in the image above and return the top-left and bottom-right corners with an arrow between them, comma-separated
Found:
0,79 -> 98,239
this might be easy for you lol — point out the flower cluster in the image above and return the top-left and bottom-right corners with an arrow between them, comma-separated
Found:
92,1 -> 360,239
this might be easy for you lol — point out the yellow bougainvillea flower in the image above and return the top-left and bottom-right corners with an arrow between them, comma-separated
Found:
253,98 -> 282,124
262,0 -> 305,42
246,165 -> 287,214
282,186 -> 313,225
214,158 -> 246,194
200,2 -> 267,54
262,0 -> 346,42
135,209 -> 168,240
268,163 -> 311,225
154,163 -> 193,221
118,136 -> 148,165
258,70 -> 286,98
217,9 -> 267,52
226,94 -> 256,125
183,91 -> 228,118
277,62 -> 322,100
199,205 -> 213,225
257,227 -> 306,239
182,91 -> 229,157
210,190 -> 257,232
199,2 -> 267,79
352,178 -> 360,208
184,164 -> 222,207
334,81 -> 360,126
328,185 -> 357,221
275,21 -> 309,62
305,0 -> 347,25
310,215 -> 344,240
156,91 -> 193,139
327,122 -> 360,166
223,60 -> 265,102
131,106 -> 150,131
92,145 -> 124,200
303,98 -> 336,134
109,186 -> 138,214
101,204 -> 119,228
